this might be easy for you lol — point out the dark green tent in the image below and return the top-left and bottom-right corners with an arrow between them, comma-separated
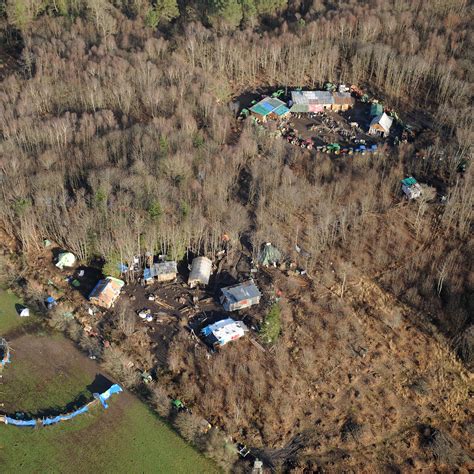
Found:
258,244 -> 282,266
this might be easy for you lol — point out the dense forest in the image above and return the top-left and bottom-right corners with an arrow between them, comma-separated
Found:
0,0 -> 472,471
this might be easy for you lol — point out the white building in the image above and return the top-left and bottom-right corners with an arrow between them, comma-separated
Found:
401,177 -> 422,200
201,318 -> 248,348
369,112 -> 393,137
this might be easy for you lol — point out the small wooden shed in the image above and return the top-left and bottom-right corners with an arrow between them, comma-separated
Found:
89,277 -> 125,309
220,280 -> 262,312
143,261 -> 177,284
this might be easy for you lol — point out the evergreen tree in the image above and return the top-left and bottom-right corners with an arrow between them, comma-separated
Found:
254,0 -> 287,16
207,0 -> 243,29
145,0 -> 179,28
240,0 -> 257,26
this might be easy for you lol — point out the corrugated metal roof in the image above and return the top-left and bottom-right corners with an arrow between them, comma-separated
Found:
145,261 -> 177,279
333,92 -> 354,105
291,91 -> 334,105
221,280 -> 261,304
89,277 -> 124,308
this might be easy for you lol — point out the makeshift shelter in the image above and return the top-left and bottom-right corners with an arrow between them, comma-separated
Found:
220,280 -> 261,312
369,112 -> 393,137
55,252 -> 76,269
88,277 -> 124,309
370,102 -> 384,116
19,307 -> 30,317
401,177 -> 422,200
201,318 -> 248,348
188,257 -> 212,288
290,91 -> 334,113
143,261 -> 177,284
258,243 -> 282,267
332,92 -> 355,111
250,97 -> 290,122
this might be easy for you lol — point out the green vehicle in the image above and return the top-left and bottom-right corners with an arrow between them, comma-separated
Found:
327,143 -> 341,154
172,399 -> 186,411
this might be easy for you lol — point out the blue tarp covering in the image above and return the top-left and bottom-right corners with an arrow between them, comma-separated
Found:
143,268 -> 152,281
4,384 -> 123,428
42,405 -> 89,426
5,417 -> 37,427
96,384 -> 123,409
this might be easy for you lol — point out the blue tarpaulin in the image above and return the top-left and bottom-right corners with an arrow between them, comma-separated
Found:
4,384 -> 123,428
143,268 -> 152,281
96,384 -> 123,408
42,405 -> 89,426
5,417 -> 37,427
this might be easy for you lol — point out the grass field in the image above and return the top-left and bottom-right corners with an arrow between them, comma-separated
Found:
0,289 -> 39,335
0,292 -> 218,473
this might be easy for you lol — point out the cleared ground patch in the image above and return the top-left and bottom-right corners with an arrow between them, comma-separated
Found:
0,289 -> 39,335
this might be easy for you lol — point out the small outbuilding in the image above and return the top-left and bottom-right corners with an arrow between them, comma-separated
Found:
250,97 -> 290,122
220,280 -> 261,312
370,102 -> 384,117
369,112 -> 393,137
201,318 -> 248,348
401,177 -> 422,200
188,257 -> 212,288
55,252 -> 76,270
89,277 -> 125,309
143,261 -> 177,284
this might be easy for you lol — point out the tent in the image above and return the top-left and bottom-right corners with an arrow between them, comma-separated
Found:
258,243 -> 282,266
55,252 -> 76,270
19,307 -> 30,317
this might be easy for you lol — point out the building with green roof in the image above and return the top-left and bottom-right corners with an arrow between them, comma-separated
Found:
250,97 -> 290,122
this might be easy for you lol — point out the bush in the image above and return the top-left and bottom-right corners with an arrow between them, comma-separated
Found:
174,411 -> 207,444
79,334 -> 102,358
151,385 -> 171,418
102,347 -> 139,389
202,428 -> 238,471
418,425 -> 467,465
103,258 -> 121,279
341,416 -> 363,442
260,303 -> 281,344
